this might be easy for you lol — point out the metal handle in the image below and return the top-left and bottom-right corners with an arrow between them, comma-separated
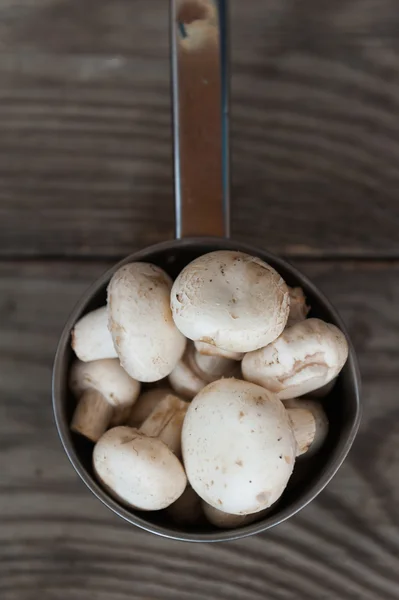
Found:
171,0 -> 230,238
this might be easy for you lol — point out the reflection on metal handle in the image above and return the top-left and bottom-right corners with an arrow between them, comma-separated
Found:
171,0 -> 230,238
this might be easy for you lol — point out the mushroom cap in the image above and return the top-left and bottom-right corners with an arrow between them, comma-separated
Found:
194,340 -> 244,361
202,501 -> 270,530
108,263 -> 186,382
126,387 -> 172,428
157,402 -> 188,458
71,306 -> 117,362
182,378 -> 296,515
171,251 -> 290,353
284,398 -> 329,458
69,359 -> 141,425
190,350 -> 239,382
93,426 -> 187,511
242,318 -> 349,400
168,342 -> 240,399
168,347 -> 206,400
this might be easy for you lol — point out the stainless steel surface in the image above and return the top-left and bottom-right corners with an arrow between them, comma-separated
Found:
53,237 -> 361,542
171,0 -> 230,238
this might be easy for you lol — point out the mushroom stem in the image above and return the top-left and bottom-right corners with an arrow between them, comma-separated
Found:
158,403 -> 188,457
126,387 -> 172,428
71,389 -> 114,443
139,394 -> 188,456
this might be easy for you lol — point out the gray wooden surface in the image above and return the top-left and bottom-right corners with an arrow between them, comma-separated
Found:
1,1 -> 399,599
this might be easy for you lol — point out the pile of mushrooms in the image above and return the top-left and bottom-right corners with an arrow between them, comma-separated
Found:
69,250 -> 349,529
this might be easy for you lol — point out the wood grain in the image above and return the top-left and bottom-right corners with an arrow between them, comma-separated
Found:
1,1 -> 399,257
1,259 -> 399,599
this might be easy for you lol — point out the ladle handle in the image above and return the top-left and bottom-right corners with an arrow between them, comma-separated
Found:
171,0 -> 230,238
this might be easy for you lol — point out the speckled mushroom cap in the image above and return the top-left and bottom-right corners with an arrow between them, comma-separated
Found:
182,378 -> 296,515
93,426 -> 187,511
171,251 -> 290,353
242,318 -> 349,400
107,263 -> 186,382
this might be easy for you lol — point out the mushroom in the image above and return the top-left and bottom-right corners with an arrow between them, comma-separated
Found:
168,343 -> 238,400
182,378 -> 296,515
70,359 -> 141,442
107,262 -> 186,382
93,426 -> 187,510
191,349 -> 239,382
284,398 -> 329,458
286,287 -> 310,328
202,502 -> 270,530
242,318 -> 349,400
171,250 -> 290,353
139,393 -> 188,457
126,387 -> 173,428
168,346 -> 205,400
71,306 -> 117,362
166,485 -> 203,525
194,340 -> 244,361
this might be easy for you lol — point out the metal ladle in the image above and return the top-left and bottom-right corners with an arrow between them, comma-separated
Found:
52,0 -> 361,542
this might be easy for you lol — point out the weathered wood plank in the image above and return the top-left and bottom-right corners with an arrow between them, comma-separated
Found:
1,1 -> 399,257
0,259 -> 398,599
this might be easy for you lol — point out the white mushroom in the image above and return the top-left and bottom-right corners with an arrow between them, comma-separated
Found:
166,486 -> 203,525
140,393 -> 188,457
71,306 -> 117,362
69,359 -> 141,442
126,387 -> 172,428
242,318 -> 349,400
182,378 -> 296,515
107,263 -> 186,382
168,343 -> 238,400
284,398 -> 329,458
93,426 -> 187,511
190,349 -> 239,382
171,251 -> 290,353
202,502 -> 270,529
194,340 -> 244,361
286,287 -> 310,328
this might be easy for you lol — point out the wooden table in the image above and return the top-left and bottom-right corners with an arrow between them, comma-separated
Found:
1,2 -> 399,598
